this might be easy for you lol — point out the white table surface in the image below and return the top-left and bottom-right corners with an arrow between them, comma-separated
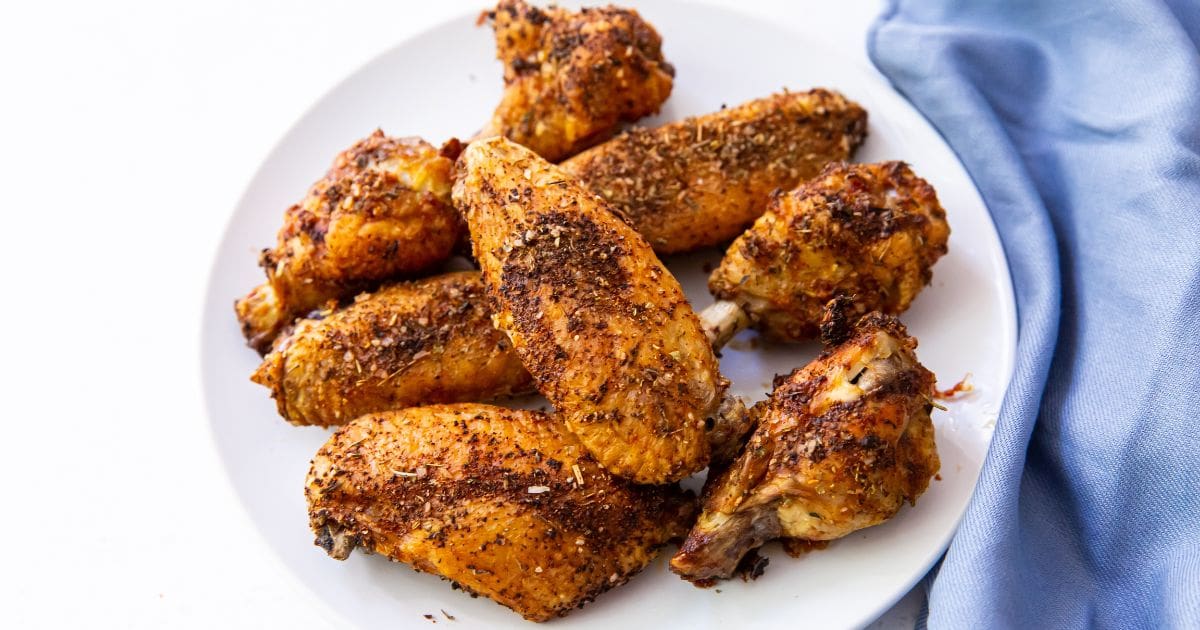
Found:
0,0 -> 924,626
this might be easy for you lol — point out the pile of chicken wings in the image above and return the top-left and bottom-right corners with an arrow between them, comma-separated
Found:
235,0 -> 952,622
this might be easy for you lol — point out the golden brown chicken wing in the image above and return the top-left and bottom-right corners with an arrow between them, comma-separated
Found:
454,137 -> 727,484
306,404 -> 696,621
670,303 -> 940,582
479,0 -> 674,162
705,161 -> 950,344
560,89 -> 868,254
251,272 -> 532,426
235,132 -> 463,353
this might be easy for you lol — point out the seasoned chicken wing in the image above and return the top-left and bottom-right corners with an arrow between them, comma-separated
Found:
454,137 -> 727,483
480,0 -> 674,161
670,303 -> 940,582
307,404 -> 696,621
705,161 -> 949,344
235,132 -> 462,353
251,272 -> 532,426
561,89 -> 868,254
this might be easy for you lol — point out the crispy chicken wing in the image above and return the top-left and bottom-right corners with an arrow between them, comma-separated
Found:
670,304 -> 940,582
706,161 -> 949,344
306,404 -> 696,621
480,0 -> 674,162
454,137 -> 726,483
235,132 -> 463,353
561,89 -> 868,254
251,272 -> 532,426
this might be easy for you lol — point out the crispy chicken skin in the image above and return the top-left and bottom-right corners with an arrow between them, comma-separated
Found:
235,132 -> 463,353
561,89 -> 868,254
670,304 -> 940,582
709,161 -> 950,342
480,0 -> 675,162
251,272 -> 532,426
306,404 -> 696,622
454,137 -> 726,484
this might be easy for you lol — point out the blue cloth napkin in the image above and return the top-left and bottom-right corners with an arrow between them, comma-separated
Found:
869,1 -> 1200,627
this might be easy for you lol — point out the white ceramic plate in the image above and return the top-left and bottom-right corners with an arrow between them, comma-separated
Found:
201,2 -> 1016,628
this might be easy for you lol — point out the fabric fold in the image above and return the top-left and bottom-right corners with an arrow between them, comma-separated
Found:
870,0 -> 1200,626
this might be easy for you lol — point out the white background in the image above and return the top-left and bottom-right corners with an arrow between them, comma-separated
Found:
0,1 -> 923,627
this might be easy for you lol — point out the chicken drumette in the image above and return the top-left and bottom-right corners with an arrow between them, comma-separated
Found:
561,89 -> 868,254
670,302 -> 940,582
235,132 -> 462,353
479,0 -> 675,162
455,137 -> 729,483
307,404 -> 696,622
252,272 -> 532,426
702,161 -> 950,346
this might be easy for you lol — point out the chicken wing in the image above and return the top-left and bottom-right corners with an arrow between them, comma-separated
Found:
705,161 -> 949,344
479,0 -> 674,162
251,272 -> 532,426
454,137 -> 727,483
307,404 -> 696,621
670,303 -> 939,582
235,132 -> 462,353
560,89 -> 868,254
